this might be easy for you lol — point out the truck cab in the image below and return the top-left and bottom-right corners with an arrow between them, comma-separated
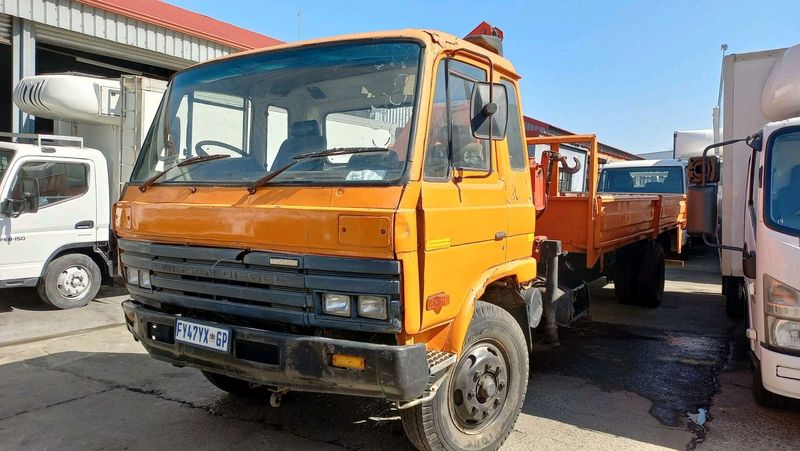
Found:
0,137 -> 111,308
116,26 -> 542,450
744,119 -> 800,405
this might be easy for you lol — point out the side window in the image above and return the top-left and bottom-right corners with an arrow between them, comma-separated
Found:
12,161 -> 88,208
502,80 -> 527,171
424,60 -> 450,180
423,59 -> 489,180
266,106 -> 288,169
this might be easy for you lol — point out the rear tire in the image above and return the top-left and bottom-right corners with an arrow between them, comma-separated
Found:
635,241 -> 665,308
201,370 -> 269,398
401,301 -> 528,451
724,276 -> 746,319
612,245 -> 640,305
37,253 -> 101,309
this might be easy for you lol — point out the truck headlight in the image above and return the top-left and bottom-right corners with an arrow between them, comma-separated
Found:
767,317 -> 800,351
764,274 -> 800,317
322,293 -> 351,317
358,295 -> 388,320
126,267 -> 139,286
140,270 -> 152,289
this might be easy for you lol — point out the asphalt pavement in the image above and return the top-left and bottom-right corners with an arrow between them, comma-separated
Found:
1,248 -> 798,450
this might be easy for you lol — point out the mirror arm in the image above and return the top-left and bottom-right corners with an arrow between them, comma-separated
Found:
701,233 -> 745,254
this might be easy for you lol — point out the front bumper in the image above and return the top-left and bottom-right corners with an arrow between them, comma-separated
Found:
123,300 -> 429,401
759,345 -> 800,400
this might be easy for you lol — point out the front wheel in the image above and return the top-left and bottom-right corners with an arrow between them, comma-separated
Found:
37,253 -> 101,309
752,359 -> 787,409
201,371 -> 270,398
401,301 -> 529,451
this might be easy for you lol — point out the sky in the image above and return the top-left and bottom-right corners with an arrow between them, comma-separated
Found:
170,0 -> 800,154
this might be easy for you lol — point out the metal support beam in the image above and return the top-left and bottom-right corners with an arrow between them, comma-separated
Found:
11,17 -> 35,133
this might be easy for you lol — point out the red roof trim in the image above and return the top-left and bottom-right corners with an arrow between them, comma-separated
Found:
75,0 -> 283,51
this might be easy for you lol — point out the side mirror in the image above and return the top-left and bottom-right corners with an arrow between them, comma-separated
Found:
3,177 -> 40,217
470,82 -> 508,140
20,177 -> 40,214
687,184 -> 718,236
688,156 -> 720,185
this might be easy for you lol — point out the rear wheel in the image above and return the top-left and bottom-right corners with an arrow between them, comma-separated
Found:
401,301 -> 528,451
635,241 -> 665,308
37,254 -> 101,309
612,245 -> 640,305
724,276 -> 747,319
201,371 -> 270,398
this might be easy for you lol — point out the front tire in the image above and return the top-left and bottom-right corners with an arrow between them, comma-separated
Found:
201,371 -> 269,397
37,253 -> 101,309
401,301 -> 528,451
752,359 -> 787,409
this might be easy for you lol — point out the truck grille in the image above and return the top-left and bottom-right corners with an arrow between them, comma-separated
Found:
118,239 -> 402,333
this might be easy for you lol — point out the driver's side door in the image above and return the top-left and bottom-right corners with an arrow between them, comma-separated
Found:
0,158 -> 97,282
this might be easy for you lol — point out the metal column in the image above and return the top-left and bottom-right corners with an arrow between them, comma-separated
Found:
11,17 -> 35,133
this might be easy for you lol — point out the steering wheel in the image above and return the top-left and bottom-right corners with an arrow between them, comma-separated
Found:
194,140 -> 245,157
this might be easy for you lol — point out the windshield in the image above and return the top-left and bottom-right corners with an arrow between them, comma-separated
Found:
0,149 -> 12,185
766,128 -> 800,235
131,41 -> 422,186
598,166 -> 685,194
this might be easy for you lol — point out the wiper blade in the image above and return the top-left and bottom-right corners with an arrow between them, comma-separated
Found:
293,147 -> 388,160
138,154 -> 229,192
247,159 -> 298,194
247,147 -> 388,195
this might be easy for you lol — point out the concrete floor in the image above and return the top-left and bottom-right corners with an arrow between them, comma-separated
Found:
1,248 -> 799,450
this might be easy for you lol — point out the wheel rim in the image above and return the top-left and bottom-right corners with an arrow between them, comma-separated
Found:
448,339 -> 510,433
56,265 -> 91,299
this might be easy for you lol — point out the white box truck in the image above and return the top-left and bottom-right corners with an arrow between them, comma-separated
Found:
0,74 -> 166,308
691,44 -> 800,407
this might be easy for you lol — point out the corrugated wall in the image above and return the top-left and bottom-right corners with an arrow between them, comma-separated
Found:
0,0 -> 238,69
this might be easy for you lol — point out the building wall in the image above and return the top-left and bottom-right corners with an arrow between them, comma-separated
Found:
1,0 -> 253,133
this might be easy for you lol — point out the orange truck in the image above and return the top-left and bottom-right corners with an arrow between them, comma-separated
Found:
115,24 -> 684,450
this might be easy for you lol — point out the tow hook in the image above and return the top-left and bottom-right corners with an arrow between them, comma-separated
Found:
269,386 -> 290,407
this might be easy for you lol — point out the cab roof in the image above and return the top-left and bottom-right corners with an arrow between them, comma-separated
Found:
188,28 -> 521,80
602,159 -> 687,169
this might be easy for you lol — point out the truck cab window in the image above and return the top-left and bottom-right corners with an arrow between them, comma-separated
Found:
423,59 -> 489,180
767,129 -> 800,234
0,149 -> 12,184
11,161 -> 88,208
266,106 -> 288,169
501,80 -> 527,171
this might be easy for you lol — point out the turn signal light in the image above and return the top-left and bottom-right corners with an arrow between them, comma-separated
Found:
332,354 -> 365,370
426,292 -> 450,313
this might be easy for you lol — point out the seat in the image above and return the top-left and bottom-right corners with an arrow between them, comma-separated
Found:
271,120 -> 326,170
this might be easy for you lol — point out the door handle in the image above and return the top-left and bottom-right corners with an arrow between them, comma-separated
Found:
495,231 -> 507,241
75,220 -> 94,229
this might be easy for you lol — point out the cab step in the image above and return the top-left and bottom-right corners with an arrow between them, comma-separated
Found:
397,351 -> 457,410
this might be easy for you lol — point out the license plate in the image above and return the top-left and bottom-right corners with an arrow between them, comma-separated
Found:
174,319 -> 231,352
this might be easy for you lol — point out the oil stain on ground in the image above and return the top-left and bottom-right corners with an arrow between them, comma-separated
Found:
533,320 -> 729,427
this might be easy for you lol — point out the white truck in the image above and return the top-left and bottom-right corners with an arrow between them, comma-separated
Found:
689,44 -> 800,407
674,129 -> 716,159
0,74 -> 166,309
598,159 -> 690,255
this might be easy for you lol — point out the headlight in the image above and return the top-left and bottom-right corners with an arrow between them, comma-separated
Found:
140,271 -> 152,289
767,317 -> 800,351
764,274 -> 800,317
126,267 -> 139,286
322,293 -> 351,317
358,295 -> 388,320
